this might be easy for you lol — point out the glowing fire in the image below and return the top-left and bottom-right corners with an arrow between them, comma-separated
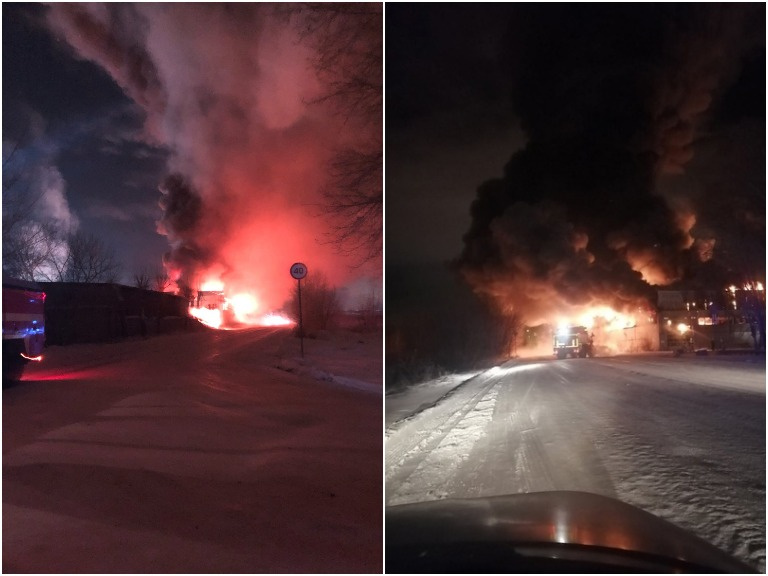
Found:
576,306 -> 637,331
201,279 -> 224,291
190,306 -> 223,329
257,313 -> 293,326
188,280 -> 294,329
228,293 -> 258,323
726,281 -> 764,294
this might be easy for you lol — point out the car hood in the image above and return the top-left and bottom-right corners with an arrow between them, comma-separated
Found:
386,491 -> 756,573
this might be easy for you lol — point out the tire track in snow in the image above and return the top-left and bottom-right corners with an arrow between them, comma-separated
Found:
452,376 -> 562,498
386,379 -> 500,505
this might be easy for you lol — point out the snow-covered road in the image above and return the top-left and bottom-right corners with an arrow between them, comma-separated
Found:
4,327 -> 382,573
385,354 -> 765,571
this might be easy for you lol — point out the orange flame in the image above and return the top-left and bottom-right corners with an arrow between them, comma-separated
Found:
576,306 -> 637,331
201,279 -> 224,291
190,306 -> 223,329
257,313 -> 294,326
188,280 -> 294,330
227,293 -> 259,323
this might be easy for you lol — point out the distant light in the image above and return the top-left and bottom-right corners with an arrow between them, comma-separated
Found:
676,323 -> 689,335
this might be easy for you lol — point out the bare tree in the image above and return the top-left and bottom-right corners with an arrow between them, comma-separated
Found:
299,3 -> 382,122
500,310 -> 524,358
357,284 -> 382,332
287,3 -> 382,265
63,230 -> 120,283
3,220 -> 65,281
2,142 -> 68,280
323,148 -> 382,264
133,268 -> 152,290
153,268 -> 172,292
289,271 -> 339,332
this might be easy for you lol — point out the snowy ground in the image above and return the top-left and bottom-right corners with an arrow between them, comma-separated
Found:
386,371 -> 482,428
4,326 -> 382,573
385,352 -> 765,571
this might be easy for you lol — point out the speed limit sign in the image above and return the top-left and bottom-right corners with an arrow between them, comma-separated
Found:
290,262 -> 308,280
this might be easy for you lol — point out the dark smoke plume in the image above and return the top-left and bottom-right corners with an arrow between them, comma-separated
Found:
458,4 -> 765,323
156,174 -> 211,285
46,4 -> 381,309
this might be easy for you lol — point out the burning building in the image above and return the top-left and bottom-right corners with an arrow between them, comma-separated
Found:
456,6 -> 764,347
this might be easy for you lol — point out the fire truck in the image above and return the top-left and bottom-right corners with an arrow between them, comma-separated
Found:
2,274 -> 46,382
553,325 -> 593,359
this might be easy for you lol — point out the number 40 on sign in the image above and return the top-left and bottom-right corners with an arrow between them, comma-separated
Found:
290,263 -> 307,280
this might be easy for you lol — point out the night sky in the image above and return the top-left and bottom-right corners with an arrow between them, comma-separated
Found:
3,3 -> 381,311
386,4 -> 525,265
387,4 -> 765,322
4,3 -> 170,278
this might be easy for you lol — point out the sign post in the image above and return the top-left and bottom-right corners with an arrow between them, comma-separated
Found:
290,262 -> 308,357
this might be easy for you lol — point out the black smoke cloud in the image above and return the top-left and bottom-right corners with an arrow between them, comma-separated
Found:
157,174 -> 201,237
458,4 -> 765,322
156,173 -> 215,285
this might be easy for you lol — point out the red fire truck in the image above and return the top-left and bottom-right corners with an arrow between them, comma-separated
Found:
2,274 -> 46,382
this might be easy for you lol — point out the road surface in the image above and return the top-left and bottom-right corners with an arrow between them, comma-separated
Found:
385,353 -> 765,571
4,326 -> 382,573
